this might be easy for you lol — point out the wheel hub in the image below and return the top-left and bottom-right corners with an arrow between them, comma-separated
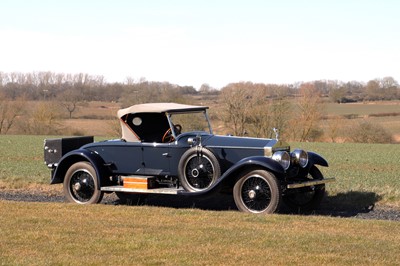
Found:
191,168 -> 199,178
73,178 -> 88,191
74,182 -> 82,191
248,190 -> 256,199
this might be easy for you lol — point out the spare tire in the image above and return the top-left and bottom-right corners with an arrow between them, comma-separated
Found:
178,147 -> 221,192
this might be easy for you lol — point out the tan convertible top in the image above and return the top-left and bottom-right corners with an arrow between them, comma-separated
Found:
118,103 -> 208,142
117,102 -> 208,118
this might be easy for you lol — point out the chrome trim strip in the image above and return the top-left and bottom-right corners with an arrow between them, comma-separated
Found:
101,186 -> 183,195
207,145 -> 264,150
286,178 -> 335,189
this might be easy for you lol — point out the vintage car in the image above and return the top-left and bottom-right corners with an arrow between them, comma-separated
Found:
44,102 -> 334,214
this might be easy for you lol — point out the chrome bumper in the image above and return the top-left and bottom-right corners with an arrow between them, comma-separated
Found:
286,178 -> 335,189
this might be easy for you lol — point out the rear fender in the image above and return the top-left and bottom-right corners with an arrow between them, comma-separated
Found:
51,149 -> 110,186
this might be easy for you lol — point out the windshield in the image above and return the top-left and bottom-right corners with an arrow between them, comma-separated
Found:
168,111 -> 212,135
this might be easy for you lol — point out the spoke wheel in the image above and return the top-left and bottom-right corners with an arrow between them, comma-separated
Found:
283,166 -> 325,213
63,162 -> 103,204
178,147 -> 221,192
233,170 -> 281,214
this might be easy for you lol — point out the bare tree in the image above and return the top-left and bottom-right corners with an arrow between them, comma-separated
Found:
58,90 -> 81,118
19,101 -> 62,135
365,79 -> 381,100
220,83 -> 252,136
199,83 -> 212,94
324,115 -> 343,143
246,94 -> 268,137
0,93 -> 25,134
269,93 -> 292,138
289,83 -> 324,142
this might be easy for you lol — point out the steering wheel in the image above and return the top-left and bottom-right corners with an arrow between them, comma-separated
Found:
162,124 -> 182,143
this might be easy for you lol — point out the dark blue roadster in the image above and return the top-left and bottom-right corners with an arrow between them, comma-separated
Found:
44,103 -> 334,214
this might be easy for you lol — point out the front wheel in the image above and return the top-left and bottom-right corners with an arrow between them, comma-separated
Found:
233,169 -> 281,214
63,162 -> 103,204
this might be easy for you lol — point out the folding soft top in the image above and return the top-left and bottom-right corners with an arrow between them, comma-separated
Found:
117,103 -> 208,118
117,103 -> 208,142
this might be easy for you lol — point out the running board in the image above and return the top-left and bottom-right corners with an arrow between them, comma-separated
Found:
101,186 -> 184,195
286,178 -> 335,189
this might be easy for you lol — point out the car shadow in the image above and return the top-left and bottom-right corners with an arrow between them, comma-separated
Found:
110,190 -> 382,218
310,191 -> 382,218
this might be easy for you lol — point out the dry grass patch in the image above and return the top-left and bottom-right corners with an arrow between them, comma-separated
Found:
1,201 -> 400,265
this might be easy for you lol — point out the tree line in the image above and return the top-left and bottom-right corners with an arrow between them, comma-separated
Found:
0,71 -> 398,143
1,71 -> 399,103
219,81 -> 395,143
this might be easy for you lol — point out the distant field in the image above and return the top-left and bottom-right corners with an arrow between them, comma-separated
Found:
325,101 -> 400,116
323,101 -> 400,142
12,99 -> 400,142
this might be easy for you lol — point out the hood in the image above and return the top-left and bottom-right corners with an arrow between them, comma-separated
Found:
202,135 -> 290,157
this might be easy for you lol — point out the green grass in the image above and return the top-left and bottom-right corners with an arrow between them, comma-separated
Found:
0,135 -> 109,188
0,135 -> 50,187
292,141 -> 400,207
1,201 -> 400,265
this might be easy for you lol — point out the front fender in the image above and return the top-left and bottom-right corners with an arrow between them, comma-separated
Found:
224,156 -> 285,177
51,149 -> 109,186
179,156 -> 285,197
308,152 -> 329,167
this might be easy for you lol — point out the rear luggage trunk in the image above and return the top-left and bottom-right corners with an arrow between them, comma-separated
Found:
44,136 -> 94,167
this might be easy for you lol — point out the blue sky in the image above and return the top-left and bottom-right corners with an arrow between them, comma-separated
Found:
0,0 -> 399,88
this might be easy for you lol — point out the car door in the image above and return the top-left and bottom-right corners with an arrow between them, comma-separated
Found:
88,141 -> 143,175
141,142 -> 171,176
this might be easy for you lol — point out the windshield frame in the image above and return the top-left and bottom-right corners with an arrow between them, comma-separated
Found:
166,109 -> 213,139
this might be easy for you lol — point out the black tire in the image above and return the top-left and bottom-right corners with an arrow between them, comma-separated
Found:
233,169 -> 281,214
178,147 -> 221,192
63,162 -> 103,204
283,166 -> 325,213
115,192 -> 147,205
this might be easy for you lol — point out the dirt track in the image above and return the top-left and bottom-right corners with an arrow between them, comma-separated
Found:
1,188 -> 399,221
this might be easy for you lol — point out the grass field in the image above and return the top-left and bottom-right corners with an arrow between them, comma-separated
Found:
324,101 -> 400,142
1,201 -> 400,265
1,135 -> 399,265
325,101 -> 400,116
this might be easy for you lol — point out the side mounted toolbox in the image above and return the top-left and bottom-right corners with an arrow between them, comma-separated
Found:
123,176 -> 158,189
44,136 -> 94,167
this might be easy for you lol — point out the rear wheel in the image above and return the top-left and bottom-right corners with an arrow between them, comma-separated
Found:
283,166 -> 325,213
63,162 -> 103,204
233,169 -> 281,214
